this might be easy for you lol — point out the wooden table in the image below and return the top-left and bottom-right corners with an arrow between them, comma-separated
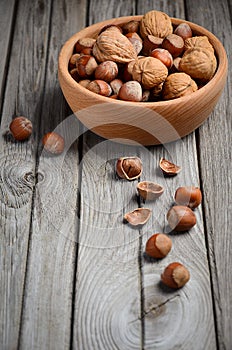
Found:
0,0 -> 231,349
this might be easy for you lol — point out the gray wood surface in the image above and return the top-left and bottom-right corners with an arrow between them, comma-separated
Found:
136,1 -> 216,349
185,0 -> 232,348
18,0 -> 87,349
0,0 -> 16,111
73,1 -> 142,349
0,0 -> 231,349
0,1 -> 52,349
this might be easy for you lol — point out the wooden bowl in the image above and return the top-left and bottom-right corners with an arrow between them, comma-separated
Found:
58,16 -> 228,145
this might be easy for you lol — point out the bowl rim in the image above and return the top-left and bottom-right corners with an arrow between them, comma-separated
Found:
58,15 -> 228,108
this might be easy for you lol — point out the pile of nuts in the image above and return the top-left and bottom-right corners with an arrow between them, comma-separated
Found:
69,9 -> 217,102
116,156 -> 202,289
9,116 -> 64,155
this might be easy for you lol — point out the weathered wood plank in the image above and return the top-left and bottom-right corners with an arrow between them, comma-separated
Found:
0,0 -> 52,349
136,1 -> 217,348
73,137 -> 142,350
185,0 -> 232,348
19,0 -> 87,349
72,1 -> 144,349
0,0 -> 16,111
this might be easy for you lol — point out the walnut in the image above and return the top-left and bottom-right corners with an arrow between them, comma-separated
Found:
179,48 -> 217,80
162,72 -> 198,100
140,10 -> 173,39
132,57 -> 168,89
184,36 -> 214,53
93,27 -> 137,63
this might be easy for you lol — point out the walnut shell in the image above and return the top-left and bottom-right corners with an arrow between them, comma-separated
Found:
184,36 -> 214,53
140,10 -> 173,39
93,27 -> 137,63
162,72 -> 198,100
179,48 -> 217,80
132,57 -> 168,89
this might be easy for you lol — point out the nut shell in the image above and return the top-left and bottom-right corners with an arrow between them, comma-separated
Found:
162,72 -> 198,100
116,156 -> 142,180
159,158 -> 181,176
184,36 -> 214,53
146,233 -> 172,258
161,262 -> 190,288
179,47 -> 217,81
167,205 -> 196,231
137,181 -> 164,200
124,208 -> 151,226
132,57 -> 168,89
140,10 -> 173,39
93,27 -> 137,63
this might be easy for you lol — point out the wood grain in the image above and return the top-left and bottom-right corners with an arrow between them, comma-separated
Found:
0,0 -> 16,111
185,0 -> 232,348
136,1 -> 217,348
72,2 -> 144,349
0,0 -> 52,349
18,0 -> 87,349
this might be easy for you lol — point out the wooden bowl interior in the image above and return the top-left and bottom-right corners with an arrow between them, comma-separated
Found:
58,16 -> 228,145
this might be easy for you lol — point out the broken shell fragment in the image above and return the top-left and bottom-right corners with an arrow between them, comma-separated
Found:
116,156 -> 142,180
159,157 -> 181,176
124,208 -> 151,226
137,181 -> 164,200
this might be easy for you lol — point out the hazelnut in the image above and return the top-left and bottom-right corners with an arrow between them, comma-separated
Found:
122,20 -> 140,34
127,36 -> 143,55
142,35 -> 163,55
150,48 -> 173,69
132,57 -> 168,89
137,181 -> 164,200
76,55 -> 98,78
78,79 -> 91,88
170,57 -> 181,73
174,23 -> 192,40
75,37 -> 96,53
167,205 -> 196,231
124,208 -> 151,226
174,186 -> 202,209
110,79 -> 123,95
69,68 -> 80,82
161,262 -> 190,289
142,90 -> 150,102
109,94 -> 118,99
94,61 -> 118,82
69,53 -> 81,69
145,233 -> 172,258
162,34 -> 184,58
42,132 -> 65,155
87,80 -> 112,97
150,83 -> 164,100
9,116 -> 33,141
116,156 -> 142,180
122,60 -> 136,81
159,157 -> 181,176
118,81 -> 142,102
